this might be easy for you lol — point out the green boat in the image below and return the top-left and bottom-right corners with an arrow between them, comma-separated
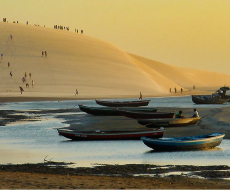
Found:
78,105 -> 157,116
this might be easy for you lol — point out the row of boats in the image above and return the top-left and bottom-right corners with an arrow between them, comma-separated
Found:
57,99 -> 225,151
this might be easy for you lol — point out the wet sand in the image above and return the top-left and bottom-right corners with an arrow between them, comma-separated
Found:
63,106 -> 230,139
1,163 -> 230,189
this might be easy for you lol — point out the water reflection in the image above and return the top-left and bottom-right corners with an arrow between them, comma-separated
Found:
0,98 -> 230,166
145,147 -> 223,153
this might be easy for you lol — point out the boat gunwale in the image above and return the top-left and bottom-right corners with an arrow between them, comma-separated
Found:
79,105 -> 157,111
58,129 -> 165,136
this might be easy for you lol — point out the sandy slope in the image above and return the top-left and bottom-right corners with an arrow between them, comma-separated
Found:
130,54 -> 230,89
0,22 -> 230,100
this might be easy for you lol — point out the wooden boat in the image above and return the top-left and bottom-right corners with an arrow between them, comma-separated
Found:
192,86 -> 230,104
78,105 -> 157,116
192,95 -> 228,104
57,128 -> 164,140
137,117 -> 201,128
142,133 -> 225,151
95,99 -> 151,107
118,110 -> 175,119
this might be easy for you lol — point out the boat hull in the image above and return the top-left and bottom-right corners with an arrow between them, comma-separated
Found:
118,110 -> 175,119
192,95 -> 228,104
95,99 -> 151,107
138,117 -> 201,127
142,133 -> 225,151
58,129 -> 164,141
79,105 -> 157,116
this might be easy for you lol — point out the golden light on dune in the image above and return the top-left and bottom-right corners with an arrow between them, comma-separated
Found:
1,0 -> 230,74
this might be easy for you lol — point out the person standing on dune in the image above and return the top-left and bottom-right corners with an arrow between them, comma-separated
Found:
139,92 -> 142,100
19,86 -> 24,94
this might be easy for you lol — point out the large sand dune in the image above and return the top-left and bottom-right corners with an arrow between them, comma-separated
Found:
0,22 -> 230,100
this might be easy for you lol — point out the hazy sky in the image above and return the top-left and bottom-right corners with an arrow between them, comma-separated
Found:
1,0 -> 230,74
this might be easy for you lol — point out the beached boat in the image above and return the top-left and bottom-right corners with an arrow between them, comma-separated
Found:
137,117 -> 201,127
118,110 -> 175,119
57,128 -> 164,140
191,95 -> 228,104
142,133 -> 225,151
78,105 -> 157,116
95,99 -> 151,107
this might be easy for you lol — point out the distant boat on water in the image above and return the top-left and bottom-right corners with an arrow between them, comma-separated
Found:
95,99 -> 151,107
192,86 -> 230,104
78,105 -> 157,116
142,133 -> 225,151
137,117 -> 201,127
57,128 -> 164,140
192,95 -> 228,104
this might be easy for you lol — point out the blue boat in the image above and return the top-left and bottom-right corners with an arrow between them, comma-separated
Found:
141,133 -> 225,151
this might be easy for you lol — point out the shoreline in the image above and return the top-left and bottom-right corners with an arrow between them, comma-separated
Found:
0,89 -> 215,103
0,163 -> 230,189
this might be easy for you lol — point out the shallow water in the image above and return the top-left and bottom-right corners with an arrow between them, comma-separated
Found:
0,96 -> 230,167
0,96 -> 228,110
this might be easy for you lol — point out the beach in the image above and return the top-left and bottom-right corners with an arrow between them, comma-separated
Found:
1,21 -> 230,189
1,171 -> 229,189
1,97 -> 230,189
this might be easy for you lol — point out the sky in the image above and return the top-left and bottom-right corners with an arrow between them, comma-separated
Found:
1,0 -> 230,74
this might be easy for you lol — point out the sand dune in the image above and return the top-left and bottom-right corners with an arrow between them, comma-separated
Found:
0,22 -> 230,100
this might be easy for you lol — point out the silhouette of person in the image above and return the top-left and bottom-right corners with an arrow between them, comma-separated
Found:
19,86 -> 24,94
192,109 -> 199,118
175,111 -> 184,118
139,92 -> 142,100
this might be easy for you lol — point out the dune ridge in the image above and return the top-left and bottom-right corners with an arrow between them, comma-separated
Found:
0,22 -> 230,100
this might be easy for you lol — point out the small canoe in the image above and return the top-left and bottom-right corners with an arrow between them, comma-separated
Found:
137,117 -> 201,127
118,110 -> 175,119
57,128 -> 164,140
142,133 -> 225,151
192,95 -> 228,104
78,105 -> 157,116
95,99 -> 151,107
